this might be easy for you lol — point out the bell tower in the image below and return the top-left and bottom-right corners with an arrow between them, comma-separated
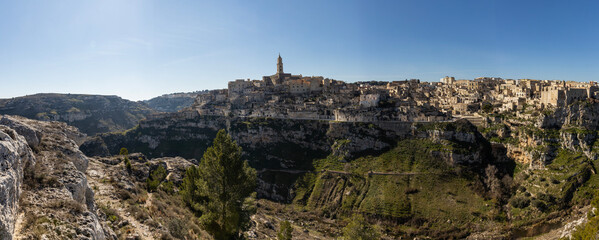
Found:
277,54 -> 283,74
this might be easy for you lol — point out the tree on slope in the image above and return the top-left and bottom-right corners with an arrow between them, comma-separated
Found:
182,129 -> 257,239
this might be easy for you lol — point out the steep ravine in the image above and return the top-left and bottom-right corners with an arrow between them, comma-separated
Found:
81,111 -> 491,201
81,107 -> 599,238
478,100 -> 599,239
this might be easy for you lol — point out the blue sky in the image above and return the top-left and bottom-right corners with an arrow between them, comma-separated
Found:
1,0 -> 598,101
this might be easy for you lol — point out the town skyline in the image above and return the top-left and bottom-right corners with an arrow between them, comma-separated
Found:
1,0 -> 598,101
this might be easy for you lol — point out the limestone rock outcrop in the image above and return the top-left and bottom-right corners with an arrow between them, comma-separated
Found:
499,100 -> 599,168
0,115 -> 113,239
537,99 -> 599,130
0,125 -> 34,239
81,112 -> 493,201
416,119 -> 493,166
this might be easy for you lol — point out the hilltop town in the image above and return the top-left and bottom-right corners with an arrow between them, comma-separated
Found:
192,55 -> 599,122
4,56 -> 599,239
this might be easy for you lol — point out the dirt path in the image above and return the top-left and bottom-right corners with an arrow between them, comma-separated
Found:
87,159 -> 155,239
259,168 -> 438,176
257,169 -> 311,174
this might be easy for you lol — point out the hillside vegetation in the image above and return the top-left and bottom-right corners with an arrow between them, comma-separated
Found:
142,92 -> 201,112
292,139 -> 496,238
75,99 -> 599,238
0,93 -> 155,135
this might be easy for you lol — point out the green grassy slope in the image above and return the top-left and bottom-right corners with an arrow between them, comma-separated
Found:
293,139 -> 493,237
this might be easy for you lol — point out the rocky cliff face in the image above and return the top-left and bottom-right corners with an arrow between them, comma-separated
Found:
0,93 -> 155,135
416,119 -> 493,166
0,115 -> 113,239
538,99 -> 599,130
81,111 -> 493,201
491,100 -> 599,168
533,100 -> 599,162
0,121 -> 34,239
81,111 -> 416,167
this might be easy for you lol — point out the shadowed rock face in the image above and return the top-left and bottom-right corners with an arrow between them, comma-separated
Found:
0,93 -> 155,136
0,115 -> 113,239
81,112 -> 413,165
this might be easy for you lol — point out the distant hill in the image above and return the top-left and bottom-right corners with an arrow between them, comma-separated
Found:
0,93 -> 155,135
142,91 -> 204,112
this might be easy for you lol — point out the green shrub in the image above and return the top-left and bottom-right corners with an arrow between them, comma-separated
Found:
119,147 -> 129,156
147,165 -> 167,192
341,214 -> 380,240
538,193 -> 556,204
277,220 -> 293,240
509,197 -> 530,209
482,102 -> 493,113
531,200 -> 547,212
160,180 -> 175,194
121,147 -> 132,174
100,205 -> 120,223
108,215 -> 118,223
124,157 -> 132,174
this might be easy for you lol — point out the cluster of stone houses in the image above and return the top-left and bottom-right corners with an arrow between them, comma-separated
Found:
437,76 -> 599,114
191,56 -> 599,122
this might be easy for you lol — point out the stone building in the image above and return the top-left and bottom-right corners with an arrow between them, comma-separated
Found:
441,76 -> 455,84
540,81 -> 591,107
359,94 -> 381,108
194,55 -> 599,122
263,54 -> 303,85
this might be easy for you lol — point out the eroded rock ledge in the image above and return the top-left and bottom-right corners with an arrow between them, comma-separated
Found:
0,115 -> 113,239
